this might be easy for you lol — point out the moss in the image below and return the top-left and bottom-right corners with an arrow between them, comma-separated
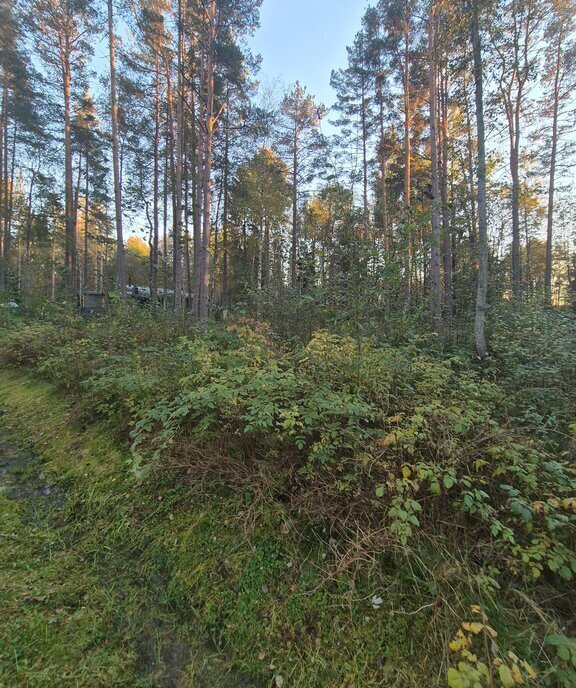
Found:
0,371 -> 252,687
0,369 -> 562,687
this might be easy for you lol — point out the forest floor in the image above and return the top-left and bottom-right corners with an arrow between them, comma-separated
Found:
0,372 -> 257,688
1,305 -> 574,687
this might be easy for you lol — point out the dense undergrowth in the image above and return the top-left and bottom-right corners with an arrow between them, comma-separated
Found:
0,305 -> 575,687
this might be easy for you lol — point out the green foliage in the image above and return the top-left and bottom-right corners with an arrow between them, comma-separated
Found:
1,306 -> 575,687
2,313 -> 574,588
489,305 -> 576,440
545,635 -> 576,687
447,606 -> 537,688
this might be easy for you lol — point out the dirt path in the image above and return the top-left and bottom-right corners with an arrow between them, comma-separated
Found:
0,431 -> 257,688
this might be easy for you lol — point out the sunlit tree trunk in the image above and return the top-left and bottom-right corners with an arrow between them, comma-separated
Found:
173,0 -> 184,313
545,34 -> 562,307
108,0 -> 126,296
291,123 -> 298,289
429,5 -> 441,321
150,60 -> 160,306
0,74 -> 5,288
440,69 -> 452,317
471,0 -> 488,357
199,0 -> 217,320
62,39 -> 76,302
83,155 -> 89,292
222,93 -> 230,313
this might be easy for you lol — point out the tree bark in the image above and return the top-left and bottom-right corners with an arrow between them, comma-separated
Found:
0,73 -> 5,289
83,154 -> 89,292
199,0 -> 217,320
62,38 -> 76,302
360,52 -> 369,243
150,60 -> 160,305
173,0 -> 184,313
222,92 -> 230,313
440,69 -> 452,317
429,6 -> 441,321
545,35 -> 562,307
471,0 -> 489,357
108,0 -> 126,296
291,124 -> 298,289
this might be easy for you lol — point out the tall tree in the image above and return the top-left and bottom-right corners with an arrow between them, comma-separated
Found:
280,82 -> 324,289
107,0 -> 126,295
490,0 -> 543,299
542,0 -> 576,305
31,0 -> 94,301
470,0 -> 489,356
429,1 -> 442,320
331,27 -> 373,242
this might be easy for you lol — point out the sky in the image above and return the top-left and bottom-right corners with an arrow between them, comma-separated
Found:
247,0 -> 370,109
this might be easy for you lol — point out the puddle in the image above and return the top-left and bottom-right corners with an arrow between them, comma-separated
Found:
0,433 -> 66,508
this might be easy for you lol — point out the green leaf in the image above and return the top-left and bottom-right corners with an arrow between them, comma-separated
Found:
375,486 -> 385,498
447,668 -> 466,688
430,481 -> 441,495
498,664 -> 515,688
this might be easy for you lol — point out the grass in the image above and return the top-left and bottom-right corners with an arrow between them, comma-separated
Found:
0,370 -> 254,688
0,368 -> 569,687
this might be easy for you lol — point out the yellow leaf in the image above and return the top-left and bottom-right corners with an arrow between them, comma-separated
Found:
449,634 -> 471,652
462,622 -> 484,634
470,605 -> 482,615
402,466 -> 412,479
462,650 -> 478,663
485,625 -> 498,638
520,660 -> 536,680
378,432 -> 397,447
511,663 -> 524,684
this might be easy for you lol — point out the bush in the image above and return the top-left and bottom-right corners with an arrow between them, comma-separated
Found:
489,305 -> 576,442
5,313 -> 572,585
1,307 -> 575,686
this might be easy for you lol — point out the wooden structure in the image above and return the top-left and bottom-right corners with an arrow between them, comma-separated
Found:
81,291 -> 106,315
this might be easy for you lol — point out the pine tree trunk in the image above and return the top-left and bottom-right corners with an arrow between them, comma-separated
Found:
440,70 -> 452,316
378,80 -> 388,251
108,0 -> 126,296
222,94 -> 230,313
361,64 -> 369,243
291,126 -> 298,289
62,42 -> 76,303
545,36 -> 561,307
162,130 -> 169,306
173,0 -> 184,313
199,0 -> 217,320
471,0 -> 488,357
404,30 -> 411,210
24,169 -> 36,297
429,6 -> 441,322
6,121 -> 16,287
83,155 -> 89,292
403,26 -> 412,308
511,127 -> 522,299
0,73 -> 5,289
151,61 -> 160,305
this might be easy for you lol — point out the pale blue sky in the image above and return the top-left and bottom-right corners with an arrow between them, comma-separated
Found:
248,0 -> 370,108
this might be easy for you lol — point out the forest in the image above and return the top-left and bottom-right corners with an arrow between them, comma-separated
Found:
0,0 -> 575,687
